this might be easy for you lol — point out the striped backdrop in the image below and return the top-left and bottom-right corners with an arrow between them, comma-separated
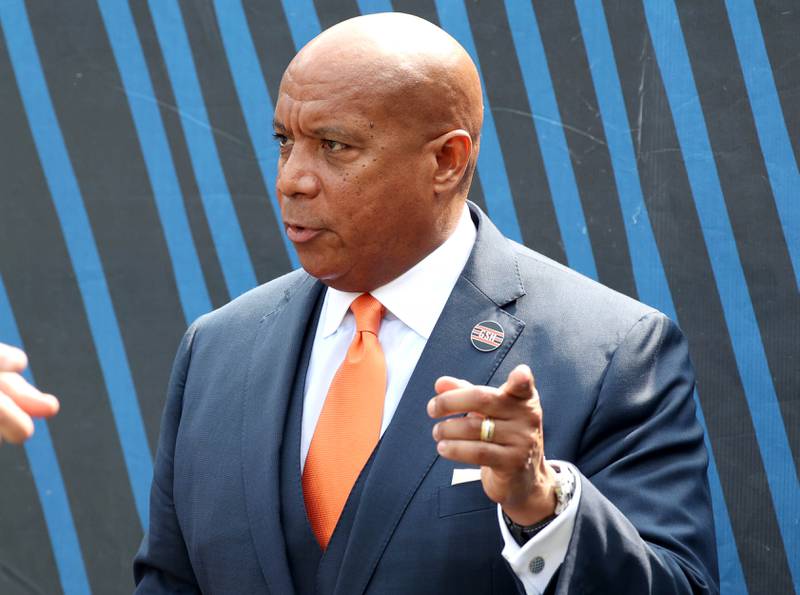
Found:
0,1 -> 797,593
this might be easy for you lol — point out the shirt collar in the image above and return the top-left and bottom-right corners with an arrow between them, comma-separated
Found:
320,204 -> 477,339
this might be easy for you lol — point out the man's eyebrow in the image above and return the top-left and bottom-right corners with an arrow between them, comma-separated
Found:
311,126 -> 350,139
312,126 -> 367,144
272,120 -> 362,142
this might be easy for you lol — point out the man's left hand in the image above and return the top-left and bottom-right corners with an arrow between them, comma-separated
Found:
428,364 -> 557,525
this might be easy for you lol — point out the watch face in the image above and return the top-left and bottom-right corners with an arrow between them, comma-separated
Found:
552,464 -> 576,515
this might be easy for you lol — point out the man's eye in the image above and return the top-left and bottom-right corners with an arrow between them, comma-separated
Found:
273,133 -> 292,148
322,139 -> 347,152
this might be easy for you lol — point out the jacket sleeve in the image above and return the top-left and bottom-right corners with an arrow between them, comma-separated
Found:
133,323 -> 202,594
554,312 -> 719,594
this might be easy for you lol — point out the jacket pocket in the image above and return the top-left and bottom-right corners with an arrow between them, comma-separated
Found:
438,480 -> 495,518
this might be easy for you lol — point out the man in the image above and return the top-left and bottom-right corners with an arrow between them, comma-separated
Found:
135,13 -> 717,594
0,343 -> 59,444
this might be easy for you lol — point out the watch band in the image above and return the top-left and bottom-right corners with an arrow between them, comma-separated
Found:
503,462 -> 576,545
503,510 -> 556,544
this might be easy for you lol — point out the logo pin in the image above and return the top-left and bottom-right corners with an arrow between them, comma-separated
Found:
470,320 -> 505,352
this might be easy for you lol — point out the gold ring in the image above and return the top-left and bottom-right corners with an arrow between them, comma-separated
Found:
480,417 -> 495,442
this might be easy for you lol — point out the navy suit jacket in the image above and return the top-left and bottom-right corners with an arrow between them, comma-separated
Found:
134,204 -> 718,594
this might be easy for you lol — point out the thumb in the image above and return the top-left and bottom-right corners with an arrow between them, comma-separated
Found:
501,364 -> 535,400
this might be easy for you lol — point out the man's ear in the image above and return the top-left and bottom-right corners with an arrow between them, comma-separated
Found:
431,130 -> 473,194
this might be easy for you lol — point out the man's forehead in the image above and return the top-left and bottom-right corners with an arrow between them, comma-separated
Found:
282,49 -> 398,101
276,67 -> 390,122
275,84 -> 370,114
273,90 -> 375,141
280,67 -> 367,100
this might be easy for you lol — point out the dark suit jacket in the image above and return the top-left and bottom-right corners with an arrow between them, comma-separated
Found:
134,204 -> 719,594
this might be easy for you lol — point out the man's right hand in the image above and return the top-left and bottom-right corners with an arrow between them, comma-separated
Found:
0,343 -> 59,444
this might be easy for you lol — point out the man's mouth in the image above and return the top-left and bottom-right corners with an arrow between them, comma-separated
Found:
285,224 -> 322,243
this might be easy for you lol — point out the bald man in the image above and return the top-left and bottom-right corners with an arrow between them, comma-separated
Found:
134,13 -> 717,595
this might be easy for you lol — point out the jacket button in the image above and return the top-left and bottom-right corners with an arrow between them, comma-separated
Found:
529,556 -> 545,574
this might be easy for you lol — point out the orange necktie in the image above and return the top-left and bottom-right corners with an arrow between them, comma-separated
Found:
303,293 -> 387,549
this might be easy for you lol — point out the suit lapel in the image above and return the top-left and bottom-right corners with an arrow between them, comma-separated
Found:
332,206 -> 526,595
241,274 -> 324,595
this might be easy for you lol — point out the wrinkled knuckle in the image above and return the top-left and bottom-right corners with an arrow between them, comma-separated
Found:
475,443 -> 492,466
526,406 -> 541,427
496,392 -> 513,410
477,388 -> 494,409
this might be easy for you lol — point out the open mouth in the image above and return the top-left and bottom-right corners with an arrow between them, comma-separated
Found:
285,224 -> 322,243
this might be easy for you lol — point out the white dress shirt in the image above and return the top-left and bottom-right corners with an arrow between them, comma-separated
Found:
301,204 -> 579,594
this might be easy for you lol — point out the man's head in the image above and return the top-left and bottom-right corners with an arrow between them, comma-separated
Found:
273,13 -> 483,292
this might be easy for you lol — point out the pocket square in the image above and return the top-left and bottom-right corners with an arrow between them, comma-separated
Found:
451,468 -> 482,485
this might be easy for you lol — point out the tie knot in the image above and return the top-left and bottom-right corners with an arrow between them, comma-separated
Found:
350,294 -> 384,335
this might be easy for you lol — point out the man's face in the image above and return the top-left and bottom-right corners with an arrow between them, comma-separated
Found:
273,59 -> 443,292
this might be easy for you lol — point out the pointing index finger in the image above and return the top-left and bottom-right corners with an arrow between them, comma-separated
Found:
427,384 -> 520,420
434,376 -> 473,394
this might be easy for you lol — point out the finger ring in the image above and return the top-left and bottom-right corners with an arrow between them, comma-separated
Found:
480,417 -> 495,442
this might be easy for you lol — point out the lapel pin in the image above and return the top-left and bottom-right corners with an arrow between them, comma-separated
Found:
470,320 -> 504,352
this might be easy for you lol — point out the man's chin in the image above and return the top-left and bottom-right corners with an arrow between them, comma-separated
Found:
297,258 -> 342,285
297,256 -> 385,293
309,268 -> 368,293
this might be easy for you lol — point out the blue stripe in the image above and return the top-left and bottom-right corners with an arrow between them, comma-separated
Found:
280,0 -> 322,49
573,3 -> 747,591
147,0 -> 257,298
0,0 -> 152,526
434,0 -> 523,243
96,0 -> 212,323
573,1 -> 679,331
356,0 -> 393,14
724,0 -> 800,289
212,0 -> 299,269
503,0 -> 597,279
643,1 -> 800,587
0,276 -> 91,595
696,401 -> 747,595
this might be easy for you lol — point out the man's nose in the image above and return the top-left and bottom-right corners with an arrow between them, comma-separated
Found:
276,146 -> 321,200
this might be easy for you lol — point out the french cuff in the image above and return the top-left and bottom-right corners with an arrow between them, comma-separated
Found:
497,462 -> 581,595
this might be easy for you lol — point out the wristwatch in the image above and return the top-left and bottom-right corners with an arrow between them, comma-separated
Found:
503,462 -> 576,545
